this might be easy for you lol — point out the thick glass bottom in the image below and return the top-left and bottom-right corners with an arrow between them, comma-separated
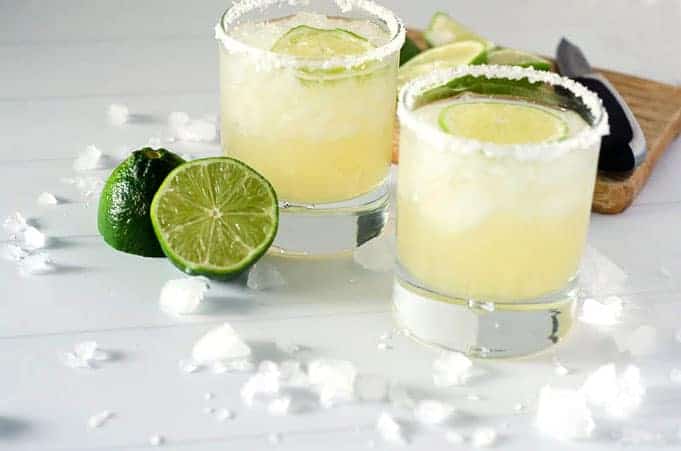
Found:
393,269 -> 578,358
271,181 -> 390,257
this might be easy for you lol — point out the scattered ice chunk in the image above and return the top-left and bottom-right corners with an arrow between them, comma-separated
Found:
513,402 -> 527,412
581,363 -> 645,418
670,368 -> 681,384
203,407 -> 215,414
247,263 -> 286,290
3,212 -> 27,235
377,342 -> 392,351
168,112 -> 190,133
659,266 -> 671,278
471,427 -> 497,448
192,323 -> 251,365
19,253 -> 53,275
159,277 -> 209,316
74,341 -> 108,361
445,430 -> 465,444
619,429 -> 664,446
241,369 -> 281,406
275,339 -> 300,354
553,357 -> 570,376
413,400 -> 455,425
308,359 -> 357,408
388,383 -> 415,409
366,439 -> 376,448
37,192 -> 58,205
214,358 -> 254,373
62,351 -> 93,369
214,407 -> 234,421
20,226 -> 47,250
147,137 -> 162,148
432,352 -> 473,387
267,432 -> 282,446
62,175 -> 105,200
278,360 -> 309,387
579,296 -> 623,326
267,396 -> 292,416
2,243 -> 28,261
149,434 -> 164,446
87,410 -> 114,429
204,392 -> 214,401
353,233 -> 394,272
175,118 -> 217,142
355,374 -> 388,402
579,246 -> 628,296
179,359 -> 201,374
108,104 -> 129,126
535,386 -> 595,440
614,324 -> 658,356
467,393 -> 481,401
74,145 -> 104,171
376,412 -> 406,445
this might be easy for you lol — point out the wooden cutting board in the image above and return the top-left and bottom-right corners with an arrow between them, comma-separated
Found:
393,30 -> 681,214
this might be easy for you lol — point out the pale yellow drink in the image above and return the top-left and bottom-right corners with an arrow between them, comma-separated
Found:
218,12 -> 399,204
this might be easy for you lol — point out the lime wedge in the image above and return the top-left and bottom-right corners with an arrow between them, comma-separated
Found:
400,35 -> 422,66
150,157 -> 278,280
438,101 -> 568,144
424,12 -> 493,49
487,48 -> 552,71
398,41 -> 487,90
271,25 -> 372,58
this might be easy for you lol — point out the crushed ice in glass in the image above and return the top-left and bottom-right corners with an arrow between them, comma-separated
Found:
159,277 -> 209,316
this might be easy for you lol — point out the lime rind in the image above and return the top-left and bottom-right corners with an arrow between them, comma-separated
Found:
150,157 -> 278,280
424,12 -> 493,49
487,48 -> 552,71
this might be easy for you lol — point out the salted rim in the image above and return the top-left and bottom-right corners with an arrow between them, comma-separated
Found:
215,0 -> 406,70
397,65 -> 610,161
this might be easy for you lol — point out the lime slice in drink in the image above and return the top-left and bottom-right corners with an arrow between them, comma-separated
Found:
487,48 -> 552,71
424,12 -> 493,49
271,25 -> 373,58
398,41 -> 487,90
438,101 -> 568,145
150,157 -> 278,280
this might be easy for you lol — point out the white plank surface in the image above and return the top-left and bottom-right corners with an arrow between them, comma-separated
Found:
1,1 -> 680,450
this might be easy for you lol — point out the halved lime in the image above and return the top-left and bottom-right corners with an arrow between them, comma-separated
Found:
424,12 -> 493,49
271,25 -> 373,58
398,41 -> 487,90
150,157 -> 278,280
438,101 -> 568,144
487,48 -> 552,71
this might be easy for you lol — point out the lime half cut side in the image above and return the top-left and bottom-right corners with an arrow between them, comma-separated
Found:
424,12 -> 493,49
487,48 -> 552,71
398,40 -> 487,90
150,157 -> 278,280
271,25 -> 373,58
438,101 -> 568,145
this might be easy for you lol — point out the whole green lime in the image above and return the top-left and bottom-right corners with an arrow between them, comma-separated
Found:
98,148 -> 185,257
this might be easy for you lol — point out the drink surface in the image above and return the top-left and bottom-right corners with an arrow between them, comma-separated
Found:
219,13 -> 398,204
397,95 -> 599,302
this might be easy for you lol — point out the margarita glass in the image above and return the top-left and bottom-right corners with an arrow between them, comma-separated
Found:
216,0 -> 405,255
394,65 -> 608,357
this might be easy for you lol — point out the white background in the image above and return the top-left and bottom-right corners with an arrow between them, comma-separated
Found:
0,0 -> 680,450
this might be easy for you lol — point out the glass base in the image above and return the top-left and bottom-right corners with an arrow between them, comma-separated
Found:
393,272 -> 578,359
271,182 -> 389,257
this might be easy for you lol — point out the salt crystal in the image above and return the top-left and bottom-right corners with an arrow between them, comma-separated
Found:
87,410 -> 114,429
2,243 -> 28,261
179,359 -> 201,374
614,325 -> 658,356
581,363 -> 645,418
21,226 -> 47,250
353,233 -> 394,272
376,412 -> 406,445
149,434 -> 164,446
308,359 -> 357,407
267,396 -> 292,416
108,104 -> 129,126
192,323 -> 251,364
37,192 -> 58,205
214,407 -> 234,421
19,252 -> 53,275
159,277 -> 209,316
204,392 -> 214,400
74,145 -> 104,171
267,432 -> 282,446
147,137 -> 162,148
3,212 -> 27,235
670,368 -> 681,384
579,297 -> 623,326
432,352 -> 473,387
535,386 -> 595,440
355,374 -> 388,402
388,384 -> 415,409
413,400 -> 455,425
471,427 -> 497,448
445,430 -> 465,444
247,263 -> 286,290
275,339 -> 300,354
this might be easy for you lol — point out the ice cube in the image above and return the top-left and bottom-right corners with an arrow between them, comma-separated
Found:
147,137 -> 162,148
149,434 -> 164,446
670,368 -> 681,384
614,325 -> 658,356
178,359 -> 201,374
535,386 -> 595,440
37,192 -> 58,205
444,430 -> 465,444
87,410 -> 114,429
471,427 -> 497,448
74,145 -> 104,171
21,226 -> 47,250
413,400 -> 455,425
108,104 -> 129,126
579,297 -> 623,326
355,374 -> 388,402
376,412 -> 406,445
308,359 -> 357,408
353,233 -> 395,272
432,352 -> 473,387
247,263 -> 287,290
2,243 -> 28,261
159,277 -> 209,316
267,396 -> 292,416
192,323 -> 251,364
3,212 -> 27,235
214,407 -> 234,421
19,253 -> 53,275
581,363 -> 645,419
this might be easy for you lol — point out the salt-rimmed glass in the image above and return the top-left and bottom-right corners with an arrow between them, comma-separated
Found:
216,0 -> 405,256
393,65 -> 609,358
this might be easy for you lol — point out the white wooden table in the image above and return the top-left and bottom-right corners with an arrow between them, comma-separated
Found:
1,1 -> 680,449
